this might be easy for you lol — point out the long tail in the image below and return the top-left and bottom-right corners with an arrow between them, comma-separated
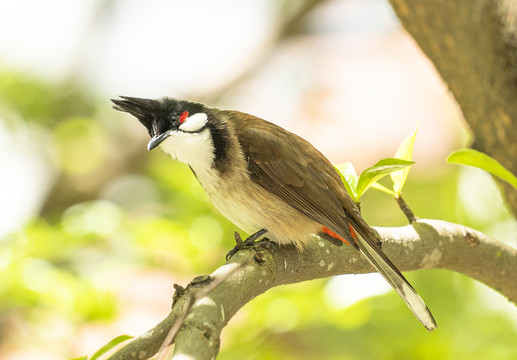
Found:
350,222 -> 437,331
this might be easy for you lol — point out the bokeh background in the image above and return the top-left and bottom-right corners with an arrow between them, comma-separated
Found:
1,0 -> 516,359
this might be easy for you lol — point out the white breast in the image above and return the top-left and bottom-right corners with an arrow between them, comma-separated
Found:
159,129 -> 262,234
159,128 -> 215,173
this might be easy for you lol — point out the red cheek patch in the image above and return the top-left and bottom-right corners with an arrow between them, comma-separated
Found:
179,111 -> 189,124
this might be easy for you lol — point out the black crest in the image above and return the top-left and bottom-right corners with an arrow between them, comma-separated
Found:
111,96 -> 205,137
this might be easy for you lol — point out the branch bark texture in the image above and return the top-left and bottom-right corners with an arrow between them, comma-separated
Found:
110,219 -> 517,360
388,0 -> 517,214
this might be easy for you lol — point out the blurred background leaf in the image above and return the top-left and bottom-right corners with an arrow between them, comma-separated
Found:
88,334 -> 133,360
448,149 -> 517,189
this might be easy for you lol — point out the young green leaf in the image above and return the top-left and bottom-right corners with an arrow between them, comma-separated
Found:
391,124 -> 418,196
447,149 -> 517,189
370,181 -> 397,196
356,158 -> 414,200
89,335 -> 133,360
335,162 -> 359,202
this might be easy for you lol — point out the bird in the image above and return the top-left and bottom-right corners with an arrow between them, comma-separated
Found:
111,96 -> 437,331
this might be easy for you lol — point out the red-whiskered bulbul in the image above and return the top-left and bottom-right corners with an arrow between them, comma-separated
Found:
112,96 -> 437,331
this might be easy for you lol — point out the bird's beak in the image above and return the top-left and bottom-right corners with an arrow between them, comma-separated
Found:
147,131 -> 170,151
112,96 -> 167,151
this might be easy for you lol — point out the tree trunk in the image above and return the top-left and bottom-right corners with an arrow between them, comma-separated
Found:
389,0 -> 517,214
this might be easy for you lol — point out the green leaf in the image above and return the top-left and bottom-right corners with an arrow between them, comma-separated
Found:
447,149 -> 517,189
69,357 -> 88,360
370,182 -> 396,196
391,124 -> 418,196
356,158 -> 414,200
89,335 -> 133,360
335,162 -> 359,202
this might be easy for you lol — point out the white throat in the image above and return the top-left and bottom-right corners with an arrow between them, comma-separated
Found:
159,128 -> 215,173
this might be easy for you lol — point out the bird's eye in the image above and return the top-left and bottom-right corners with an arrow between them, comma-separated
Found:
179,111 -> 189,124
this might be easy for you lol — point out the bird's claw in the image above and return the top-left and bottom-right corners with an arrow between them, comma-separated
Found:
226,229 -> 275,260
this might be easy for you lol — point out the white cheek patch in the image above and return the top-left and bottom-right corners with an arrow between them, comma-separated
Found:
179,112 -> 208,132
159,128 -> 215,172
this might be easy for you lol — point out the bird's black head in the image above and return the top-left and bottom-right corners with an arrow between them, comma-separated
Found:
111,96 -> 208,150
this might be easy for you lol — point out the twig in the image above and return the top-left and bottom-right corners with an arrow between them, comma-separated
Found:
395,195 -> 418,223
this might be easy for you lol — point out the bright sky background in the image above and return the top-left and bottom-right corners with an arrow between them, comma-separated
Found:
0,0 -> 274,96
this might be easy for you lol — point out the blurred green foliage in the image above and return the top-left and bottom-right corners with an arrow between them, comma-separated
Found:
0,72 -> 95,127
448,149 -> 517,189
0,69 -> 516,360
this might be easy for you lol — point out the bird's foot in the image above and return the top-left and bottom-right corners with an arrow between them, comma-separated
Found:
226,229 -> 275,260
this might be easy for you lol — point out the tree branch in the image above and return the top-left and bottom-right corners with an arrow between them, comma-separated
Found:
109,219 -> 517,360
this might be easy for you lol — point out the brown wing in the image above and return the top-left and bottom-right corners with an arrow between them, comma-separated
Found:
226,111 -> 356,243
